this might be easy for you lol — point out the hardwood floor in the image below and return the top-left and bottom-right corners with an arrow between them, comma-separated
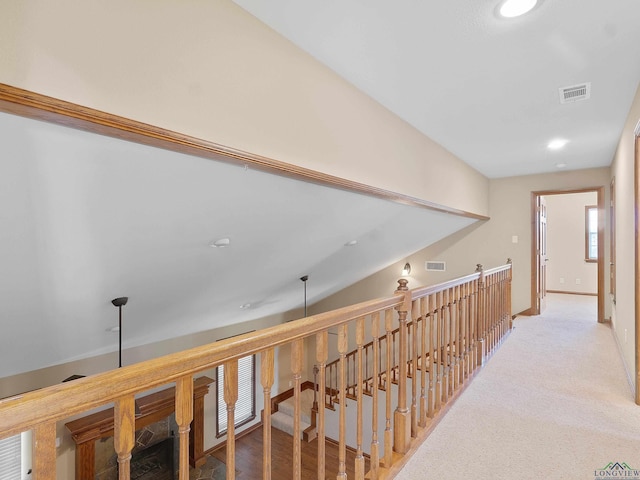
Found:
211,426 -> 369,479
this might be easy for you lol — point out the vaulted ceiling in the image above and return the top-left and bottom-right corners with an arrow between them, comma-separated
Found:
3,1 -> 640,381
0,111 -> 475,379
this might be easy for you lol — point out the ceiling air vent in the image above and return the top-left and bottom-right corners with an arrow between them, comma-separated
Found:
559,83 -> 591,104
425,261 -> 446,272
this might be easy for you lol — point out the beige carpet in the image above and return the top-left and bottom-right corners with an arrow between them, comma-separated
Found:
398,293 -> 640,479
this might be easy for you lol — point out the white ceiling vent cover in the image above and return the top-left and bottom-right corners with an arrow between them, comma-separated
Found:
559,83 -> 591,104
425,261 -> 446,272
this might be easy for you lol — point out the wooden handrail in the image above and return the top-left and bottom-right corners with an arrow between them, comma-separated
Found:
0,295 -> 403,439
0,262 -> 513,480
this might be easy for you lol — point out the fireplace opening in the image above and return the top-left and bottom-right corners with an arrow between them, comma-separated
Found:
123,436 -> 175,480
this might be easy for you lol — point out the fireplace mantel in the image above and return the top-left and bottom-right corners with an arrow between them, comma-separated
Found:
65,376 -> 213,479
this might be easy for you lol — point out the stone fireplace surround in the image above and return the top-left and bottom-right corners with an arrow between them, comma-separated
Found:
65,376 -> 212,480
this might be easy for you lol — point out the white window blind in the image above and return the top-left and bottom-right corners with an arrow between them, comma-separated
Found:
216,355 -> 255,437
0,434 -> 21,480
586,206 -> 598,260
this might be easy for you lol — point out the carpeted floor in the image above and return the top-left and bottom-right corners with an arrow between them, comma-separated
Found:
397,293 -> 640,480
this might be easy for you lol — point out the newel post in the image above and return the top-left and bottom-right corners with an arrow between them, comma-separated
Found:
393,279 -> 412,454
476,264 -> 486,367
507,258 -> 513,329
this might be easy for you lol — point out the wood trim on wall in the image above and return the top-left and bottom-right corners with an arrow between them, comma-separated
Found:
0,83 -> 489,221
635,134 -> 640,405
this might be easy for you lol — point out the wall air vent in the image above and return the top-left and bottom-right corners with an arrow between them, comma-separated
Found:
425,261 -> 446,272
559,83 -> 591,104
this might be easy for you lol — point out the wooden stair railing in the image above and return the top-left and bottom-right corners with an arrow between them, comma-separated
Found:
0,261 -> 512,480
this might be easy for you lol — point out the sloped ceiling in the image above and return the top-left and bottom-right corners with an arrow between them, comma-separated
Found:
6,1 -> 640,380
0,111 -> 476,378
234,0 -> 640,178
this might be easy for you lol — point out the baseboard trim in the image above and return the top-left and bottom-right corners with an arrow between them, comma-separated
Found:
204,421 -> 263,456
546,290 -> 597,297
609,325 -> 635,397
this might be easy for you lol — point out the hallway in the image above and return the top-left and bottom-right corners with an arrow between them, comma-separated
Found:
397,293 -> 640,479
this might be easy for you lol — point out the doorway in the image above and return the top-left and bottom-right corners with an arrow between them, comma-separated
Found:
531,187 -> 605,323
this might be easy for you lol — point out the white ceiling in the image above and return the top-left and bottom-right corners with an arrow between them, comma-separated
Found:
0,111 -> 475,379
234,0 -> 640,178
5,1 -> 640,381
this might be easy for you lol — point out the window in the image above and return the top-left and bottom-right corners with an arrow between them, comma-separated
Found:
216,355 -> 255,437
585,206 -> 598,262
0,434 -> 21,480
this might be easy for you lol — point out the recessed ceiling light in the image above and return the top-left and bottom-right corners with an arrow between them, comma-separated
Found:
547,138 -> 569,150
498,0 -> 538,18
556,163 -> 567,169
344,240 -> 358,247
209,237 -> 230,248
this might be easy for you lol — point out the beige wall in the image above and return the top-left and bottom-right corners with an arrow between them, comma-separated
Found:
311,168 -> 611,319
610,82 -> 640,389
546,192 -> 598,294
0,0 -> 488,218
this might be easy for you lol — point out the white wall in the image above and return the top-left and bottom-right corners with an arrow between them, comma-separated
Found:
546,192 -> 598,294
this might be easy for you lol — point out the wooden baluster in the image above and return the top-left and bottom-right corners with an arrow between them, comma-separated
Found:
419,296 -> 428,427
365,342 -> 370,395
495,275 -> 500,346
434,291 -> 442,412
224,359 -> 238,480
33,422 -> 56,480
378,335 -> 383,390
355,317 -> 365,479
453,285 -> 462,389
114,395 -> 135,480
410,299 -> 419,437
394,279 -> 411,454
497,273 -> 502,342
471,280 -> 476,371
487,275 -> 496,354
458,285 -> 465,385
428,293 -> 436,417
507,259 -> 513,330
487,274 -> 492,353
383,308 -> 393,468
469,279 -> 477,374
392,330 -> 397,383
176,376 -> 194,480
346,352 -> 352,397
292,339 -> 304,480
452,286 -> 459,392
261,348 -> 275,480
476,264 -> 486,366
474,277 -> 480,370
442,288 -> 450,403
337,324 -> 348,480
370,312 -> 381,479
465,283 -> 471,376
330,363 -> 335,408
316,332 -> 328,480
493,275 -> 497,347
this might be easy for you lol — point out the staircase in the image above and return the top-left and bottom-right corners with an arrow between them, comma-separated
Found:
272,388 -> 315,440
